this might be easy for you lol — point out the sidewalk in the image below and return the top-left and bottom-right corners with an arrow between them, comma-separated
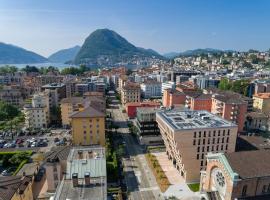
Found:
152,152 -> 200,199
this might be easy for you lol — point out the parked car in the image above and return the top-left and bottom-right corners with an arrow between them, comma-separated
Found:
54,137 -> 60,143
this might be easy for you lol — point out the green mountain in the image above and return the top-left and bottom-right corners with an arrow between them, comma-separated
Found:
0,42 -> 48,64
178,48 -> 234,57
74,29 -> 164,66
48,45 -> 80,63
163,52 -> 180,58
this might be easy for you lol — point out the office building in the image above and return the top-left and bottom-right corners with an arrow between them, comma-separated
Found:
156,110 -> 238,182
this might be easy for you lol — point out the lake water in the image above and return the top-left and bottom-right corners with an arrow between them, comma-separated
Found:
0,62 -> 76,69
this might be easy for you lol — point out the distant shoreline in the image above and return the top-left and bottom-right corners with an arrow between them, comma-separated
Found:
0,62 -> 76,69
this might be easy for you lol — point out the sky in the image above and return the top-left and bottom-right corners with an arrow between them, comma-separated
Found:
0,0 -> 270,57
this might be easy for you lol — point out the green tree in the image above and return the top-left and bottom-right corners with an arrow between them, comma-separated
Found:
21,65 -> 39,73
218,78 -> 231,90
0,101 -> 20,120
9,152 -> 29,165
0,65 -> 18,74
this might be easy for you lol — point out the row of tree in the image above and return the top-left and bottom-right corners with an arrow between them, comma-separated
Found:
218,78 -> 250,96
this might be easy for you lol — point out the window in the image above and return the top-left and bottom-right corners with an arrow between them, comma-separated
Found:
203,139 -> 205,145
208,138 -> 210,144
201,154 -> 204,159
197,154 -> 199,160
207,146 -> 209,151
194,132 -> 196,138
201,161 -> 204,166
242,185 -> 247,196
222,138 -> 224,143
203,131 -> 206,137
199,132 -> 201,137
212,146 -> 214,151
262,185 -> 267,193
213,131 -> 216,137
208,131 -> 211,137
198,139 -> 201,145
216,145 -> 219,151
221,145 -> 223,151
202,147 -> 205,152
227,129 -> 230,136
223,130 -> 226,135
193,140 -> 196,145
217,138 -> 220,144
213,138 -> 215,144
83,131 -> 86,134
197,147 -> 200,152
225,144 -> 228,150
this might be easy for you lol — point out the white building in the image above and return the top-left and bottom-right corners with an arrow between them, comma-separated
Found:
24,93 -> 50,129
161,81 -> 175,94
140,81 -> 161,98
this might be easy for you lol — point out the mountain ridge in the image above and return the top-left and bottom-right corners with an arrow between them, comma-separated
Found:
48,45 -> 80,63
0,42 -> 48,64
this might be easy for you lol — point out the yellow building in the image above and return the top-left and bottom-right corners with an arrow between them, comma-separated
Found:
60,97 -> 85,127
70,106 -> 105,146
0,175 -> 34,200
253,93 -> 270,115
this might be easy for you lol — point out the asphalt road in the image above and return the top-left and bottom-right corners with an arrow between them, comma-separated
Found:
108,94 -> 164,200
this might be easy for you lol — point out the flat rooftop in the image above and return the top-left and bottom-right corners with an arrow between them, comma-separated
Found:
157,109 -> 236,130
56,177 -> 106,200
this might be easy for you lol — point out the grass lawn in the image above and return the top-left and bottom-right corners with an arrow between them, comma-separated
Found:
188,183 -> 200,192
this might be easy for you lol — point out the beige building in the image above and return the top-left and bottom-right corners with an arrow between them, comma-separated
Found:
24,93 -> 50,129
200,150 -> 270,200
121,83 -> 141,105
0,86 -> 24,107
253,93 -> 270,115
156,110 -> 238,183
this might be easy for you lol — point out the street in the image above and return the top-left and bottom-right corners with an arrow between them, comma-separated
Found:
108,93 -> 164,200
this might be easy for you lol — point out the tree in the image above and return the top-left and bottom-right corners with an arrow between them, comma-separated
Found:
0,101 -> 20,120
0,65 -> 18,74
9,152 -> 29,165
218,78 -> 231,90
21,65 -> 39,73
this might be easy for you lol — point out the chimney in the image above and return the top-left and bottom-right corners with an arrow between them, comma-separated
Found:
72,173 -> 78,187
78,150 -> 83,159
84,172 -> 90,186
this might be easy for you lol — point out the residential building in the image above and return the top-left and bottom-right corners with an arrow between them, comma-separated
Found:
245,112 -> 268,132
0,176 -> 34,200
156,110 -> 238,182
23,93 -> 50,129
125,101 -> 160,118
118,75 -> 128,91
70,106 -> 105,146
253,93 -> 270,115
140,80 -> 162,98
0,86 -> 24,107
176,75 -> 189,85
60,95 -> 105,127
121,83 -> 141,105
200,150 -> 270,200
188,93 -> 212,112
161,81 -> 176,94
162,89 -> 186,108
135,107 -> 162,145
44,146 -> 71,192
53,147 -> 107,200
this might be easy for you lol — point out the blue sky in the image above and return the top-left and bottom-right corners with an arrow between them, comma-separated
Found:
0,0 -> 269,57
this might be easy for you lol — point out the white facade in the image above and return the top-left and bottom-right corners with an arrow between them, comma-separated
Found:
24,93 -> 50,129
140,82 -> 161,98
161,81 -> 175,94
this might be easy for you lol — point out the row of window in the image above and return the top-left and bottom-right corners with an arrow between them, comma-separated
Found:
193,137 -> 230,145
197,144 -> 228,153
194,130 -> 230,138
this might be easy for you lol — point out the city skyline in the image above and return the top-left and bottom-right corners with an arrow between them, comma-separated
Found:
0,0 -> 270,57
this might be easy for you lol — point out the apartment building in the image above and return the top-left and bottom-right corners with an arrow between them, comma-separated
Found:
156,110 -> 238,182
53,147 -> 107,200
118,75 -> 128,91
140,80 -> 162,98
0,175 -> 34,200
121,83 -> 141,105
0,86 -> 24,107
162,89 -> 186,108
125,101 -> 160,118
186,93 -> 212,112
161,81 -> 175,94
245,112 -> 268,132
253,93 -> 270,115
23,93 -> 50,129
70,106 -> 105,146
200,150 -> 270,200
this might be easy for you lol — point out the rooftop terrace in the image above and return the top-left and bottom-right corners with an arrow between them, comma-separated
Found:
157,109 -> 236,130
